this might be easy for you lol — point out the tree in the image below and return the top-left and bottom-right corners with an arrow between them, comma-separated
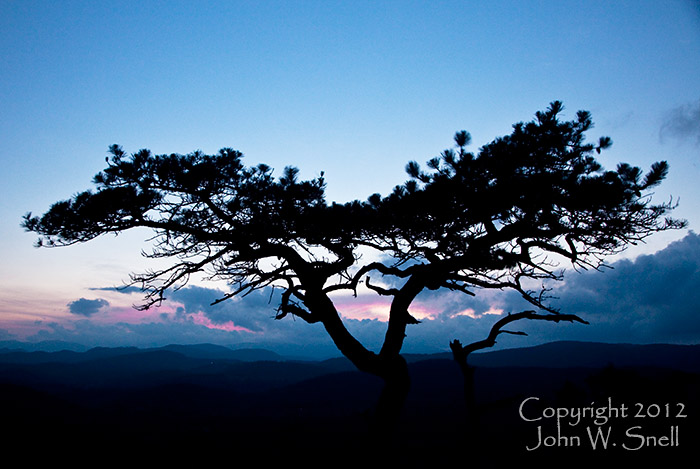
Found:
23,101 -> 685,437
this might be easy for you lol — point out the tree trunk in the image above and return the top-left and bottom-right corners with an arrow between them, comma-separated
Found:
367,277 -> 425,442
450,340 -> 479,429
371,354 -> 411,441
307,290 -> 409,439
304,288 -> 419,444
462,363 -> 478,428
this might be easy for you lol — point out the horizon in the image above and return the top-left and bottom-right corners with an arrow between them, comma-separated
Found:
3,334 -> 699,360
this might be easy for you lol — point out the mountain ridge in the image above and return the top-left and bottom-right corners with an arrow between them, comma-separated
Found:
1,339 -> 698,460
2,340 -> 699,372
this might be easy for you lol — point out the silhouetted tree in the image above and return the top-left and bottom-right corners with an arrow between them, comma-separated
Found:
23,101 -> 684,438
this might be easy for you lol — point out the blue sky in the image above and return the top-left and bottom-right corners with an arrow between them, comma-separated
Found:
1,1 -> 699,357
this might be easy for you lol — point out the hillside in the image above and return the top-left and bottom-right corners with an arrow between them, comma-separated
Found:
1,341 -> 697,464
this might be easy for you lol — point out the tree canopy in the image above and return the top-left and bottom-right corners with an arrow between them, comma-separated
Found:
23,101 -> 685,427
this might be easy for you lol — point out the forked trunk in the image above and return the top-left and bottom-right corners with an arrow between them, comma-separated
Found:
313,291 -> 410,439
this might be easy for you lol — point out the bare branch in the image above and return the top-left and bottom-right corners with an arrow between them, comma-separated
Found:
450,310 -> 589,366
365,276 -> 400,297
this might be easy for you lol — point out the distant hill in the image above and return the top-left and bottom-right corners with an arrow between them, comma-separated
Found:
1,340 -> 698,461
158,343 -> 283,361
1,341 -> 698,395
0,342 -> 284,364
0,343 -> 344,393
465,340 -> 700,372
0,339 -> 88,353
2,340 -> 698,371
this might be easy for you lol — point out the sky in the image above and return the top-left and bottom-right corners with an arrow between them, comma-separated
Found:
1,0 -> 699,358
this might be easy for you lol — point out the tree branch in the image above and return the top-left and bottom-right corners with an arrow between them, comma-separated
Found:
365,276 -> 400,297
450,309 -> 588,367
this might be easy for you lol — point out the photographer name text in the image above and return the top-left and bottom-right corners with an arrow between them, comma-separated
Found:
519,397 -> 687,451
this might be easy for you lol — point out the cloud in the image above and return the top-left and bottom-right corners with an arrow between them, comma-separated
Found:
660,99 -> 700,146
25,232 -> 700,356
375,232 -> 700,350
0,329 -> 18,341
548,231 -> 700,343
166,285 -> 282,332
26,311 -> 339,358
67,298 -> 110,317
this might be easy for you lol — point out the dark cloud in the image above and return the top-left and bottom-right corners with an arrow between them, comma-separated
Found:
67,298 -> 109,317
395,232 -> 700,350
549,231 -> 700,343
660,99 -> 700,146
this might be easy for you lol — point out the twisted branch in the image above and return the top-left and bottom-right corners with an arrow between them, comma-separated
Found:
450,309 -> 589,372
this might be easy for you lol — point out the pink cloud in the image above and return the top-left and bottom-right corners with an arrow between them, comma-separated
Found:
335,296 -> 439,321
188,311 -> 257,333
